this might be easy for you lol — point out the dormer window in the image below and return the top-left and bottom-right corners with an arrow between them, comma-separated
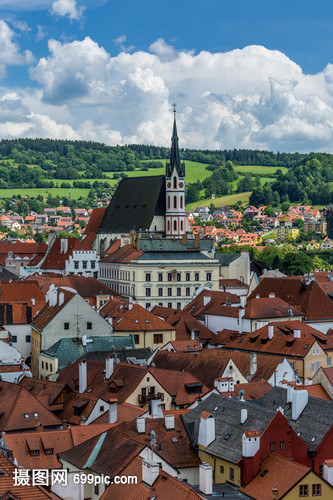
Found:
45,449 -> 53,455
30,450 -> 39,456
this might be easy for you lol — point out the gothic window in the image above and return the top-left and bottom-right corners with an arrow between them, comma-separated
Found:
173,176 -> 177,189
173,196 -> 177,209
173,220 -> 177,231
180,196 -> 183,209
181,220 -> 184,231
167,196 -> 170,209
167,220 -> 170,232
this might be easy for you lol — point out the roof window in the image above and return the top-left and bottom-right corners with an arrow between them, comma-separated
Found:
33,412 -> 39,419
135,320 -> 139,324
24,413 -> 30,420
145,320 -> 149,323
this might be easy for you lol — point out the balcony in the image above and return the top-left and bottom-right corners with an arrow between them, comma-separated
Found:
138,392 -> 164,404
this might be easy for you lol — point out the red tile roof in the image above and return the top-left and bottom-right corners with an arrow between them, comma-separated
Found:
41,233 -> 95,270
100,244 -> 144,263
0,283 -> 45,324
32,287 -> 75,331
84,207 -> 106,234
113,303 -> 174,332
244,297 -> 304,319
184,289 -> 240,318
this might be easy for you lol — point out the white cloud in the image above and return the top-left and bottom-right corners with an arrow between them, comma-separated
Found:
12,20 -> 31,32
7,37 -> 333,152
51,0 -> 85,20
0,20 -> 34,77
36,24 -> 47,42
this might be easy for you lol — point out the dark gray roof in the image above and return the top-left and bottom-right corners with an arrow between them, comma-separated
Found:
257,386 -> 333,451
98,175 -> 166,233
216,253 -> 241,266
138,251 -> 210,261
183,393 -> 276,464
138,238 -> 214,253
82,348 -> 152,364
0,266 -> 20,281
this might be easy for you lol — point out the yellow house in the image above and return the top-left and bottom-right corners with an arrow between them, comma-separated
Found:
306,239 -> 320,251
272,227 -> 299,241
240,453 -> 333,499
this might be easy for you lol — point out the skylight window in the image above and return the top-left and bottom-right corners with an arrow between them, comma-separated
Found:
24,413 -> 30,420
224,433 -> 231,441
304,344 -> 309,349
311,437 -> 316,442
213,406 -> 219,411
172,437 -> 178,443
33,412 -> 39,419
135,320 -> 139,324
145,320 -> 149,323
188,346 -> 192,350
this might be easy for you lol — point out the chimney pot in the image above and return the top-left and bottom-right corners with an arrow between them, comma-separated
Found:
241,408 -> 248,424
142,460 -> 159,486
268,324 -> 274,340
165,414 -> 175,430
199,463 -> 213,495
203,295 -> 211,306
108,398 -> 117,424
136,416 -> 146,434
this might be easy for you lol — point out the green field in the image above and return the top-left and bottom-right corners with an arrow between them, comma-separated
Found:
186,192 -> 251,210
233,165 -> 288,175
0,187 -> 90,200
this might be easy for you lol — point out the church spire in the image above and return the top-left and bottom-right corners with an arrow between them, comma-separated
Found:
166,104 -> 185,178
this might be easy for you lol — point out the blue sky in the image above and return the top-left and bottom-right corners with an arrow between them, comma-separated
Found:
0,0 -> 333,152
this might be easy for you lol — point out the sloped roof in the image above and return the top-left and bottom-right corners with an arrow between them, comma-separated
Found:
19,377 -> 71,407
183,393 -> 276,463
249,277 -> 333,321
84,207 -> 106,234
0,452 -> 59,499
258,386 -> 333,450
113,303 -> 174,332
0,381 -> 62,432
26,274 -> 118,298
100,244 -> 144,264
184,289 -> 240,318
239,453 -> 311,499
0,283 -> 45,324
57,391 -> 108,425
41,234 -> 95,270
98,175 -> 166,233
32,288 -> 75,331
244,297 -> 303,320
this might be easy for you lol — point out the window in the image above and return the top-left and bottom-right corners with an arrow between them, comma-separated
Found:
30,450 -> 39,457
41,361 -> 44,369
45,449 -> 53,455
33,412 -> 39,418
176,272 -> 181,281
167,273 -> 172,282
82,261 -> 87,269
167,287 -> 172,297
319,465 -> 323,476
168,302 -> 172,308
173,176 -> 177,189
195,272 -> 199,281
177,302 -> 181,310
158,273 -> 163,282
24,413 -> 30,420
100,405 -> 104,412
299,485 -> 308,497
316,362 -> 320,371
87,322 -> 92,330
45,363 -> 48,370
167,220 -> 170,232
180,220 -> 184,231
64,322 -> 69,330
173,196 -> 177,209
206,272 -> 212,281
74,261 -> 79,269
177,287 -> 181,297
280,441 -> 285,450
186,272 -> 190,281
145,288 -> 151,297
311,363 -> 315,373
328,357 -> 332,366
173,220 -> 177,231
91,261 -> 95,269
146,303 -> 151,310
133,335 -> 140,345
154,334 -> 163,344
220,465 -> 224,474
94,484 -> 99,495
167,196 -> 170,209
312,484 -> 321,496
26,335 -> 31,342
186,287 -> 191,296
157,288 -> 163,298
11,336 -> 17,343
270,442 -> 276,451
50,364 -> 53,371
229,468 -> 234,482
180,196 -> 183,209
145,273 -> 151,282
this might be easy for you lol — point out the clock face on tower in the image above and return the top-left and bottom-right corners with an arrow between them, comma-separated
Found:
179,182 -> 184,188
167,182 -> 172,188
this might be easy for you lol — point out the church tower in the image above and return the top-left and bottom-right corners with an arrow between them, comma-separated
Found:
165,106 -> 186,238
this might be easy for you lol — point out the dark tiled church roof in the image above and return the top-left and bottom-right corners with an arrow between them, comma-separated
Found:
98,175 -> 166,233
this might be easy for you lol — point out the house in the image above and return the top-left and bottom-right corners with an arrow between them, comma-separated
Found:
321,236 -> 332,250
248,277 -> 333,333
0,282 -> 46,359
100,300 -> 176,350
272,227 -> 299,241
306,239 -> 320,251
183,392 -> 311,487
0,340 -> 32,382
99,237 -> 220,310
239,453 -> 333,499
161,339 -> 203,353
217,251 -> 251,286
223,320 -> 333,381
312,367 -> 333,399
31,285 -> 113,376
219,278 -> 249,296
0,380 -> 62,433
152,308 -> 215,344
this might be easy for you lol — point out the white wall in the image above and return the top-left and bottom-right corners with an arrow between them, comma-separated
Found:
85,398 -> 108,424
6,324 -> 31,359
66,250 -> 99,277
204,314 -> 251,334
268,358 -> 296,386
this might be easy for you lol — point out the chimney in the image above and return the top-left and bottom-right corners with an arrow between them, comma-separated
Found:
80,416 -> 86,426
293,329 -> 301,338
108,398 -> 117,424
31,298 -> 35,306
194,233 -> 200,249
181,233 -> 188,246
136,416 -> 146,434
203,295 -> 211,306
241,408 -> 248,424
256,294 -> 260,299
268,324 -> 274,340
199,463 -> 213,495
198,411 -> 215,448
107,316 -> 113,326
129,302 -> 133,311
269,292 -> 275,298
79,361 -> 87,393
323,460 -> 333,486
275,269 -> 279,277
239,308 -> 245,334
165,414 -> 175,430
240,295 -> 247,308
151,399 -> 163,419
142,459 -> 159,486
60,238 -> 68,254
250,352 -> 257,376
292,389 -> 308,420
272,489 -> 278,500
58,292 -> 64,306
82,333 -> 87,347
242,431 -> 260,457
287,385 -> 294,403
105,356 -> 114,379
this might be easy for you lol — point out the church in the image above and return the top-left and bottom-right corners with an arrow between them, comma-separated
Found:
95,110 -> 192,256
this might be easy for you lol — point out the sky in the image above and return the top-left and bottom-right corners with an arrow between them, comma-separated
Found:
0,1 -> 333,152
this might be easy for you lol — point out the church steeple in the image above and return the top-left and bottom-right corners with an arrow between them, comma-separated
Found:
166,104 -> 185,179
165,104 -> 186,238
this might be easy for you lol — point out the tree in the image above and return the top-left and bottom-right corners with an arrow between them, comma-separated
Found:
282,252 -> 313,276
264,205 -> 275,217
281,201 -> 290,213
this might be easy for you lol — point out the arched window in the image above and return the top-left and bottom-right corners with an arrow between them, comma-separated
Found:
167,220 -> 170,232
167,196 -> 170,209
180,196 -> 183,209
181,220 -> 183,231
173,176 -> 177,189
173,196 -> 177,209
173,220 -> 177,231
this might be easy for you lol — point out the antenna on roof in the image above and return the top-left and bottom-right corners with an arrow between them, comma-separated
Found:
239,389 -> 246,402
149,430 -> 157,461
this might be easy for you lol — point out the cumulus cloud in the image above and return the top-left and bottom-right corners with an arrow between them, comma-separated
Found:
0,20 -> 33,77
51,0 -> 84,20
8,36 -> 333,152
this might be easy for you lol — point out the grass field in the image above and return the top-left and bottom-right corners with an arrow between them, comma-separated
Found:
186,192 -> 251,210
0,187 -> 90,200
233,165 -> 288,175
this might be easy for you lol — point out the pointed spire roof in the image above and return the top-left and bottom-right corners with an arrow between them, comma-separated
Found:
166,104 -> 185,178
